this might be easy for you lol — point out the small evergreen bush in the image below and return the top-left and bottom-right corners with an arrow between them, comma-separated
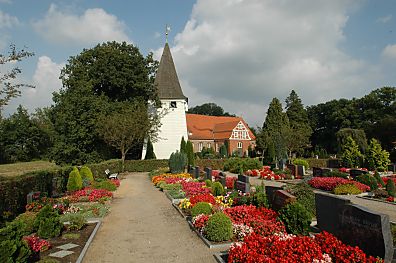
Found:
168,151 -> 187,174
61,214 -> 86,231
191,202 -> 212,217
67,167 -> 83,191
285,183 -> 316,217
322,170 -> 349,179
386,179 -> 395,197
205,212 -> 233,242
205,179 -> 213,188
186,141 -> 195,166
34,205 -> 63,238
292,158 -> 309,169
333,184 -> 362,195
145,138 -> 156,160
212,182 -> 224,196
355,174 -> 378,191
80,166 -> 94,187
14,211 -> 37,235
373,171 -> 385,187
252,192 -> 268,208
0,220 -> 31,263
278,202 -> 311,235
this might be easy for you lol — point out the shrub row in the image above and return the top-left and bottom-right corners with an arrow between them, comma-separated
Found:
304,158 -> 328,168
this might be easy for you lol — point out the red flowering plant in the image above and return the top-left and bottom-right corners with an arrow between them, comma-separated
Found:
66,188 -> 113,202
386,196 -> 394,202
226,177 -> 237,189
189,193 -> 216,207
23,235 -> 51,252
382,177 -> 396,185
246,166 -> 287,180
192,214 -> 210,233
181,181 -> 210,197
212,170 -> 221,180
109,179 -> 120,187
308,177 -> 370,192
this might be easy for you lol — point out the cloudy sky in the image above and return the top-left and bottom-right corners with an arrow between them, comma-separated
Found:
1,0 -> 395,127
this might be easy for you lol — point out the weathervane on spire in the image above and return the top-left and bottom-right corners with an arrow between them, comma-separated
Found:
165,24 -> 171,43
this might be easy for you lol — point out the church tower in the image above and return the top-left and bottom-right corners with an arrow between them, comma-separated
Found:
145,42 -> 188,159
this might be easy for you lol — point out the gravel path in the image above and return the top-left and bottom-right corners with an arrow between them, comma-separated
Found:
83,173 -> 217,263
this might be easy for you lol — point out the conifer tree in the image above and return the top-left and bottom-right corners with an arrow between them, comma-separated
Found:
67,167 -> 83,191
144,138 -> 156,159
341,136 -> 364,168
366,138 -> 390,171
285,90 -> 312,157
180,136 -> 187,153
186,141 -> 195,166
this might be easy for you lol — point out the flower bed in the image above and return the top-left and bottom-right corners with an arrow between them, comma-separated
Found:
65,188 -> 113,203
245,166 -> 299,180
308,177 -> 370,192
151,173 -> 192,186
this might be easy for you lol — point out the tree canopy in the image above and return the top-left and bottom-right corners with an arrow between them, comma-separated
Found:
188,102 -> 234,116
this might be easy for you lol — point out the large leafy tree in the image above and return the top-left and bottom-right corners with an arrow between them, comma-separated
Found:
0,45 -> 34,115
50,42 -> 159,164
285,90 -> 312,156
188,102 -> 234,116
261,98 -> 290,162
0,106 -> 50,163
97,101 -> 160,171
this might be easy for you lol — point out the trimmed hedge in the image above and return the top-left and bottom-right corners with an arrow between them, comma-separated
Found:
196,159 -> 225,170
304,158 -> 327,168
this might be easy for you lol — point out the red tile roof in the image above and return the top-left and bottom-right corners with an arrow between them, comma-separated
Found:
186,114 -> 256,140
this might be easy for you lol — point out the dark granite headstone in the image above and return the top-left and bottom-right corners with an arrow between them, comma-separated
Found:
237,174 -> 249,183
327,159 -> 341,168
388,163 -> 396,172
188,165 -> 193,174
315,193 -> 393,262
236,181 -> 250,193
313,167 -> 332,177
194,166 -> 200,179
279,158 -> 287,170
286,164 -> 297,176
204,167 -> 212,180
219,172 -> 226,187
265,185 -> 284,205
271,190 -> 296,211
296,165 -> 305,177
349,169 -> 368,178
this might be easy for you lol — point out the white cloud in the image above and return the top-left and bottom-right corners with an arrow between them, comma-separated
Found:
382,44 -> 396,59
0,10 -> 19,28
158,0 -> 382,126
33,4 -> 131,46
3,56 -> 64,115
0,0 -> 12,4
376,14 -> 392,23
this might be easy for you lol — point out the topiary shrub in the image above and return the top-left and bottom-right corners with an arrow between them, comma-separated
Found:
67,167 -> 83,191
191,202 -> 212,217
212,182 -> 224,196
205,179 -> 213,188
168,151 -> 187,174
386,179 -> 396,197
355,174 -> 378,191
292,158 -> 309,169
205,212 -> 233,242
33,205 -> 63,239
333,184 -> 362,195
0,220 -> 31,263
80,166 -> 94,187
373,171 -> 385,187
278,202 -> 311,235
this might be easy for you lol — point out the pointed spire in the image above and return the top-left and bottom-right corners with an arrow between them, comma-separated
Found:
155,43 -> 187,100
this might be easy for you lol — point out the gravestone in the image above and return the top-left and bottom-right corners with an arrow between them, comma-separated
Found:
349,169 -> 368,178
287,164 -> 297,176
204,167 -> 212,180
271,190 -> 296,211
313,167 -> 332,177
388,163 -> 396,172
188,165 -> 194,174
219,172 -> 226,187
265,185 -> 284,205
194,166 -> 200,179
26,191 -> 41,204
315,192 -> 393,262
279,158 -> 287,170
327,159 -> 341,168
236,174 -> 250,193
296,165 -> 305,177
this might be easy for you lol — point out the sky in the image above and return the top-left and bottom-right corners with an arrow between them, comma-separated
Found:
1,0 -> 395,127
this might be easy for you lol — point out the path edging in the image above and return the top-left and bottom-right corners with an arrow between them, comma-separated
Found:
75,219 -> 102,263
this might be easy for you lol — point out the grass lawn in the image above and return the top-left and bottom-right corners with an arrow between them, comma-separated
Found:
0,160 -> 59,177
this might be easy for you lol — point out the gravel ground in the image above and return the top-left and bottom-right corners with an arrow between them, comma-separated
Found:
83,173 -> 218,263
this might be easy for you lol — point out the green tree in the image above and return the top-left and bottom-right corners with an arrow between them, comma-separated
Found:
219,144 -> 228,158
0,44 -> 34,115
67,167 -> 83,191
50,41 -> 159,164
186,141 -> 195,166
97,101 -> 160,171
0,105 -> 50,163
188,102 -> 234,116
285,90 -> 312,157
261,98 -> 290,162
365,138 -> 390,171
341,136 -> 364,168
180,136 -> 187,153
336,128 -> 368,154
144,137 -> 156,160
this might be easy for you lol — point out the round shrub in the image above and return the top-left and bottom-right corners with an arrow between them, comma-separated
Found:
355,174 -> 378,191
278,202 -> 311,235
292,158 -> 309,169
205,212 -> 233,242
333,183 -> 362,195
212,182 -> 224,196
386,179 -> 396,197
191,202 -> 212,217
205,179 -> 213,188
67,167 -> 83,191
80,166 -> 94,187
33,205 -> 63,238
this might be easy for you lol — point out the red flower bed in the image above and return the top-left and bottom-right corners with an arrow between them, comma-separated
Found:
189,193 -> 216,207
245,166 -> 292,180
228,231 -> 381,263
308,177 -> 370,192
383,177 -> 396,185
23,235 -> 51,252
109,179 -> 120,187
226,177 -> 237,189
164,177 -> 188,184
181,181 -> 210,197
68,188 -> 113,202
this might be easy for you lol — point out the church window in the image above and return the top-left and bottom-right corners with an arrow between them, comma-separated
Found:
237,142 -> 242,148
207,143 -> 211,149
199,142 -> 203,151
170,101 -> 177,108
